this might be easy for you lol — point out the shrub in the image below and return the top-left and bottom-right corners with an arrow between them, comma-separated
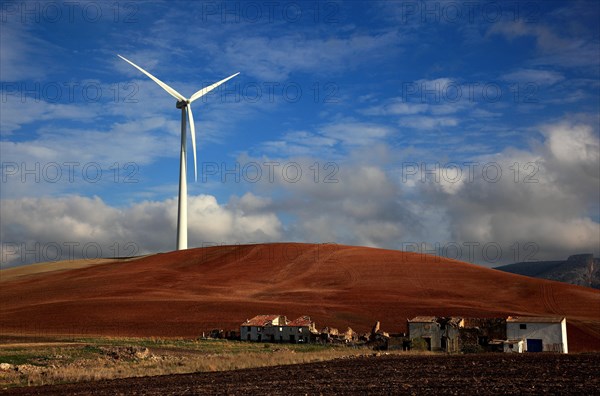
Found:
410,337 -> 429,351
461,344 -> 484,354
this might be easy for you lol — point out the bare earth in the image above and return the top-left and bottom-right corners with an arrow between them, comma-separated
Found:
1,243 -> 599,351
2,353 -> 599,395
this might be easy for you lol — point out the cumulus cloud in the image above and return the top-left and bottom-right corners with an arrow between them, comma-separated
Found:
415,121 -> 600,262
0,193 -> 282,267
2,119 -> 598,268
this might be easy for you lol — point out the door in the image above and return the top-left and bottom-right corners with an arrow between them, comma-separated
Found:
424,337 -> 431,351
527,339 -> 543,352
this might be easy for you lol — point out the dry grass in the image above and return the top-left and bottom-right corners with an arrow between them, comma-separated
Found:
0,336 -> 392,388
19,349 -> 368,386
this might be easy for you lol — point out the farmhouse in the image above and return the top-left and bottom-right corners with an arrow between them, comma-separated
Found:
407,316 -> 464,352
407,316 -> 568,353
240,315 -> 287,342
240,315 -> 318,343
505,316 -> 568,353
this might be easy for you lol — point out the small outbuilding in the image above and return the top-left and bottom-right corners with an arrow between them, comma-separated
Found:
505,316 -> 568,353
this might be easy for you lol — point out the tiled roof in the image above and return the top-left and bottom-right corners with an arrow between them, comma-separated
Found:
507,316 -> 565,323
408,316 -> 437,323
242,314 -> 284,326
287,316 -> 313,327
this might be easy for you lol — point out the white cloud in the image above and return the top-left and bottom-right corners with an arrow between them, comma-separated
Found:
221,31 -> 400,80
362,101 -> 428,116
0,193 -> 282,267
0,97 -> 99,133
2,120 -> 598,268
502,69 -> 564,86
320,121 -> 394,146
0,21 -> 56,81
419,121 -> 600,262
398,116 -> 459,129
543,122 -> 599,165
488,20 -> 600,68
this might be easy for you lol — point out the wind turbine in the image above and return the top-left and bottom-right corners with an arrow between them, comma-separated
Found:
118,54 -> 239,250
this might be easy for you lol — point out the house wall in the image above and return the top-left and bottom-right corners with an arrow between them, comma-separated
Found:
262,325 -> 281,342
561,320 -> 569,354
281,325 -> 309,343
506,320 -> 568,353
409,322 -> 442,351
240,325 -> 264,341
446,326 -> 461,353
503,341 -> 524,353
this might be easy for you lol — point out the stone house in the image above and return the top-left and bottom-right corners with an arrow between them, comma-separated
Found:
281,316 -> 317,343
240,314 -> 287,342
240,315 -> 317,343
408,316 -> 464,352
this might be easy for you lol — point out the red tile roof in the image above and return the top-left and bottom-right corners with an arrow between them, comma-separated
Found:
286,316 -> 314,327
408,316 -> 437,323
242,315 -> 285,326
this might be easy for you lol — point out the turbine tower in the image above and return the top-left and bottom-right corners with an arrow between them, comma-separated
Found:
118,54 -> 239,250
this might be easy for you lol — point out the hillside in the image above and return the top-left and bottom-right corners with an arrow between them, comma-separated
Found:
495,254 -> 600,290
1,243 -> 600,352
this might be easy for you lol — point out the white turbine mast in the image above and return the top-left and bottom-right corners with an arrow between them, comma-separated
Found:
118,54 -> 239,250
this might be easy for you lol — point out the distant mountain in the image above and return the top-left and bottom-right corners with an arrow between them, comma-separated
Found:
495,254 -> 600,289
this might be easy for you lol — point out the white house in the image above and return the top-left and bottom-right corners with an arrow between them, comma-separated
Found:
505,316 -> 568,353
240,315 -> 287,342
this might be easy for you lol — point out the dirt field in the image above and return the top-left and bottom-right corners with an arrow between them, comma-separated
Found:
2,353 -> 598,395
2,244 -> 600,351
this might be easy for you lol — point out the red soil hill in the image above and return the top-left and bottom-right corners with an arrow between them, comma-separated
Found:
1,243 -> 599,351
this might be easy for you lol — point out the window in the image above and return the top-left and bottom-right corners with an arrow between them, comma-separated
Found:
520,324 -> 527,330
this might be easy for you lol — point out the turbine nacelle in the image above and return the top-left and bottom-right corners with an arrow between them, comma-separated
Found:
176,100 -> 188,109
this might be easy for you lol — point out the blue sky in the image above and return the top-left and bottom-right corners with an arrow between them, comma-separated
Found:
1,0 -> 599,267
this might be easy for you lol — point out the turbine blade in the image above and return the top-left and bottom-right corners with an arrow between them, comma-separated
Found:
189,72 -> 240,103
186,105 -> 198,182
117,54 -> 186,102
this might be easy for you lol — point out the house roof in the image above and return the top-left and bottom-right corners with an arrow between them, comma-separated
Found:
287,316 -> 314,327
507,316 -> 565,323
408,316 -> 437,323
242,314 -> 285,326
